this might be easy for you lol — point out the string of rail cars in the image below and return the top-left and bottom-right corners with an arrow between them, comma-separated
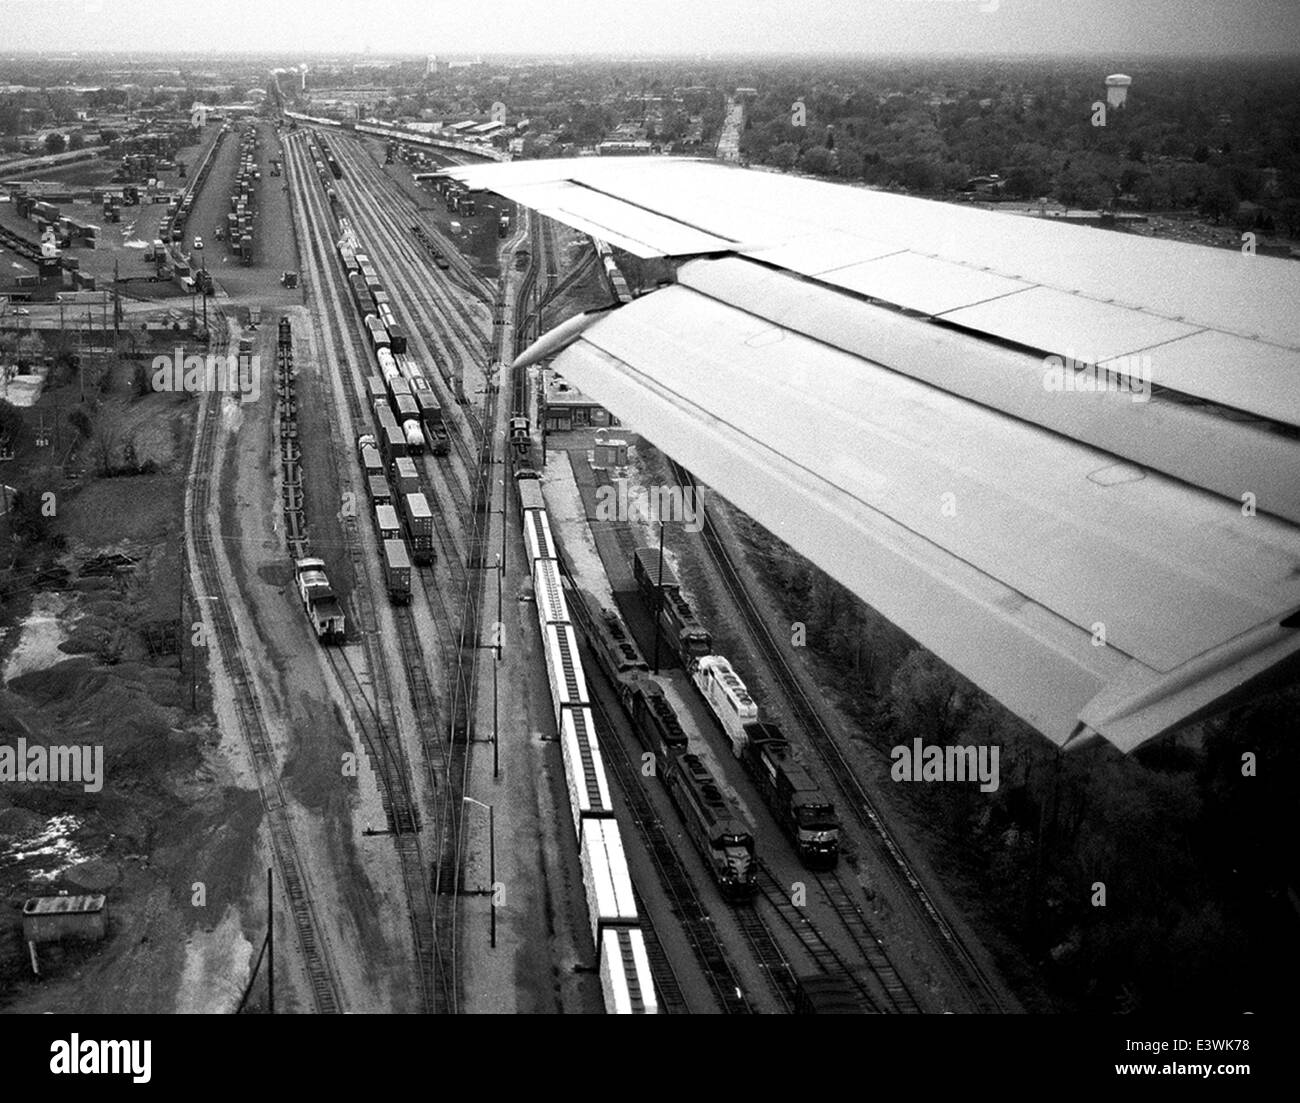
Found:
514,472 -> 658,1014
590,237 -> 633,305
291,130 -> 449,611
276,316 -> 348,643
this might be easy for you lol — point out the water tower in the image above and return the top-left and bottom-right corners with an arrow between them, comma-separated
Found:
1105,74 -> 1131,109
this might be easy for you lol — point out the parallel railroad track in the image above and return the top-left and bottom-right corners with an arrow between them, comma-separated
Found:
560,564 -> 755,1014
188,311 -> 343,1014
673,461 -> 1007,1014
754,862 -> 878,1011
286,134 -> 456,1012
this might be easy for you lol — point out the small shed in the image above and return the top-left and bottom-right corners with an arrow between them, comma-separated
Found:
22,894 -> 108,943
592,431 -> 628,471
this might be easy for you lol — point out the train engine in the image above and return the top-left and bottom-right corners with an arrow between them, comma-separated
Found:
662,751 -> 757,900
632,546 -> 712,667
739,723 -> 840,869
294,557 -> 346,644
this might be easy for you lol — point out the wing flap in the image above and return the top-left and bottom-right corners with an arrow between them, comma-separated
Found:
542,288 -> 1300,750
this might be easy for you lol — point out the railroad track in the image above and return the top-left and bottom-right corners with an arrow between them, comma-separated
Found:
540,245 -> 600,317
818,870 -> 921,1014
629,888 -> 690,1015
672,461 -> 1008,1013
299,127 -> 495,999
331,136 -> 493,356
587,682 -> 753,1014
754,862 -> 878,1011
558,565 -> 756,1013
732,902 -> 799,1012
187,312 -> 343,1014
286,135 -> 457,1012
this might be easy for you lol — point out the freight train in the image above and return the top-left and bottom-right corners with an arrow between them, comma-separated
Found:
591,236 -> 633,304
632,546 -> 841,869
515,471 -> 657,1014
309,168 -> 449,602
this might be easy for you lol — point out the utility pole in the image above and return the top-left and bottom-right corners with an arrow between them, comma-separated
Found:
267,866 -> 274,1014
494,552 -> 502,780
652,521 -> 665,675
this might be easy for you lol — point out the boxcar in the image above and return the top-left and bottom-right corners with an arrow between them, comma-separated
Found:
383,539 -> 412,604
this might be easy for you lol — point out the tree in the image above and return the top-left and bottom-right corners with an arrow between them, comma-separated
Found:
799,145 -> 836,176
1199,181 -> 1238,224
44,132 -> 67,155
769,141 -> 799,170
69,132 -> 85,151
0,399 -> 24,453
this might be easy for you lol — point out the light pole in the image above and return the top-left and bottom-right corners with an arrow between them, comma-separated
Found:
462,796 -> 496,948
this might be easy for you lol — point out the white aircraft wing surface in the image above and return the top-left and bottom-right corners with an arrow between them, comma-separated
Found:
449,158 -> 1300,752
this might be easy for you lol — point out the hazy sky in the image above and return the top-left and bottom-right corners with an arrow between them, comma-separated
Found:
4,0 -> 1299,57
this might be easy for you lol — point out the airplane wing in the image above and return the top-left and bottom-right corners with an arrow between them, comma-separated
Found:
448,157 -> 1300,753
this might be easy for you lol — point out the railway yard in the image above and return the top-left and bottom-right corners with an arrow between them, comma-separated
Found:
0,20 -> 1295,1098
0,97 -> 1038,1015
0,96 -> 1038,1014
30,107 -> 1021,1016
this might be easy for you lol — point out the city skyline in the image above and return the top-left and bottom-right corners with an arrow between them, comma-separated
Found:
2,0 -> 1299,58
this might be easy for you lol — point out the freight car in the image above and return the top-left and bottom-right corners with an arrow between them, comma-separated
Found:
403,420 -> 426,455
383,539 -> 412,604
364,314 -> 390,351
394,392 -> 420,426
511,467 -> 656,1013
375,503 -> 401,543
410,382 -> 449,455
400,492 -> 434,565
379,421 -> 408,467
557,706 -> 614,840
392,456 -> 420,498
795,974 -> 864,1014
632,546 -> 712,666
367,474 -> 392,506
